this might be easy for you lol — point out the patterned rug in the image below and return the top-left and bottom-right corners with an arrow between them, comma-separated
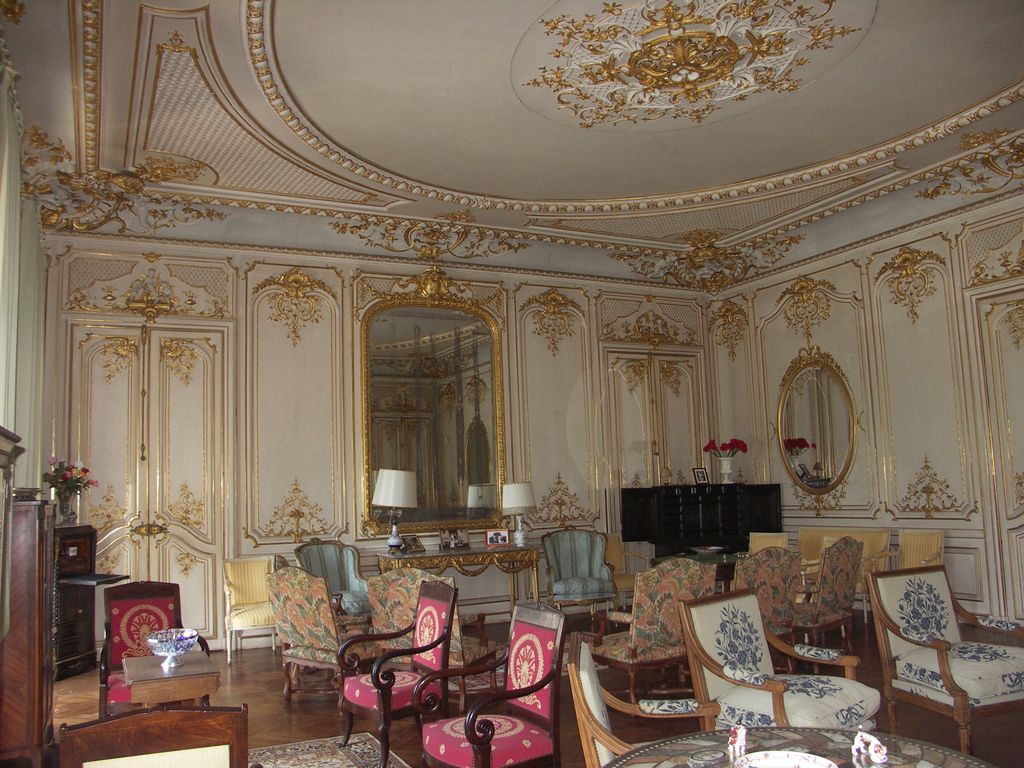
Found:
248,733 -> 411,768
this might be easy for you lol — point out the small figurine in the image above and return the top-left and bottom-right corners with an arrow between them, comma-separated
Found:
727,725 -> 747,759
852,728 -> 888,764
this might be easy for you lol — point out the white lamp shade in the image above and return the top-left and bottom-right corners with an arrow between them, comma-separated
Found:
466,484 -> 496,508
502,482 -> 535,510
372,469 -> 417,508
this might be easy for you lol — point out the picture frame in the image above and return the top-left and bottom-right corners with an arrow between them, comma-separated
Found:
400,534 -> 425,553
446,528 -> 470,548
692,467 -> 709,485
438,529 -> 452,549
485,528 -> 510,548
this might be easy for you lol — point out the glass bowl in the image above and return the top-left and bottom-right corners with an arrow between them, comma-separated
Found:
146,628 -> 199,669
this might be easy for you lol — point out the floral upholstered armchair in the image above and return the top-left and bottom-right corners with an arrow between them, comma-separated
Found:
679,590 -> 879,729
734,546 -> 802,640
591,557 -> 717,702
265,566 -> 374,705
541,528 -> 615,623
867,565 -> 1024,754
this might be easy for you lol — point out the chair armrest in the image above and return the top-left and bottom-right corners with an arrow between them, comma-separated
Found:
197,634 -> 211,656
411,649 -> 510,715
606,610 -> 632,626
461,667 -> 560,746
766,632 -> 860,677
338,620 -> 415,670
370,629 -> 451,690
635,698 -> 719,720
623,549 -> 649,564
954,601 -> 1024,637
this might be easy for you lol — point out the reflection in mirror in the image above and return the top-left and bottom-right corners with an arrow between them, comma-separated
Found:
364,297 -> 504,535
777,346 -> 856,494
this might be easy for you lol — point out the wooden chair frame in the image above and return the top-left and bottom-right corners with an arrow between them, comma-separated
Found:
59,705 -> 250,768
867,565 -> 1024,754
338,580 -> 458,768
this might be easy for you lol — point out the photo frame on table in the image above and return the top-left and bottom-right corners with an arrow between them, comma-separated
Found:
400,534 -> 425,553
692,467 -> 710,485
444,528 -> 469,548
485,528 -> 510,547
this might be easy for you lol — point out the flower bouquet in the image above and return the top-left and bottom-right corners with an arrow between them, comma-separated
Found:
783,437 -> 815,457
702,438 -> 748,458
42,457 -> 99,526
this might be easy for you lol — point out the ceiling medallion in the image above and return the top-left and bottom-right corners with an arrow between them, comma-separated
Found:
22,127 -> 225,233
525,0 -> 860,127
330,213 -> 527,261
611,228 -> 802,292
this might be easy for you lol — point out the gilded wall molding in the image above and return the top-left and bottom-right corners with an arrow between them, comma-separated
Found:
794,480 -> 847,517
251,267 -> 336,346
887,456 -> 976,520
620,359 -> 649,394
22,128 -> 227,233
330,213 -> 527,261
86,484 -> 127,534
1015,473 -> 1024,510
99,338 -> 138,384
709,299 -> 748,360
1005,301 -> 1024,350
777,275 -> 837,343
917,130 -> 1024,200
167,482 -> 206,530
2,0 -> 24,23
354,267 -> 506,328
659,360 -> 683,398
964,217 -> 1024,287
599,294 -> 696,347
176,551 -> 199,577
521,288 -> 582,356
535,473 -> 594,527
66,258 -> 231,321
611,229 -> 803,293
263,480 -> 331,543
524,0 -> 859,128
876,247 -> 945,323
160,339 -> 199,384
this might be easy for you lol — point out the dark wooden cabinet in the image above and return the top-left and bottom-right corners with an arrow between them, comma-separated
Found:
621,483 -> 781,557
0,499 -> 55,767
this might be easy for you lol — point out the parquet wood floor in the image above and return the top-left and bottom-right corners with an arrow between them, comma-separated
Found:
52,613 -> 1020,767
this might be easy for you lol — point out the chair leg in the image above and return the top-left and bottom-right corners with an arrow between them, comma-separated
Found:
885,693 -> 896,732
627,669 -> 638,704
377,716 -> 391,768
225,622 -> 233,665
341,708 -> 354,746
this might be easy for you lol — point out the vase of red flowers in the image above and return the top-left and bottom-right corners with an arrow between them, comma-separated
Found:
42,457 -> 99,526
783,437 -> 815,457
702,438 -> 748,484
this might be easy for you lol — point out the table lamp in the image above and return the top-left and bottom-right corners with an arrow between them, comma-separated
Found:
502,482 -> 535,547
372,469 -> 417,551
466,483 -> 495,515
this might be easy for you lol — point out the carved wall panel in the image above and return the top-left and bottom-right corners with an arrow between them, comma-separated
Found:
513,285 -> 594,530
597,292 -> 699,348
872,240 -> 977,521
244,264 -> 344,547
960,212 -> 1024,287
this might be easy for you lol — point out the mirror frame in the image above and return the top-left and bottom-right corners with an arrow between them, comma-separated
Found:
775,345 -> 857,495
360,267 -> 505,536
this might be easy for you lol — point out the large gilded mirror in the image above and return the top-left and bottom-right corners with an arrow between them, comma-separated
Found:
776,346 -> 856,494
362,275 -> 504,535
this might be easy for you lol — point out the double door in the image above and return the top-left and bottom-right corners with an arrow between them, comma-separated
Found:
66,321 -> 226,641
607,350 -> 706,490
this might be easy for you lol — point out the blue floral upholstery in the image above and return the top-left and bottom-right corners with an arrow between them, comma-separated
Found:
541,528 -> 615,608
868,565 -> 1024,754
680,591 -> 879,729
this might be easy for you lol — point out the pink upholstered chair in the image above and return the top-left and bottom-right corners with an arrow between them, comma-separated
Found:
414,602 -> 567,768
338,579 -> 458,768
100,580 -> 210,718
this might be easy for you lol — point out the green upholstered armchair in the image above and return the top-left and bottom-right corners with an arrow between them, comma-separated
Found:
541,528 -> 615,621
295,538 -> 371,627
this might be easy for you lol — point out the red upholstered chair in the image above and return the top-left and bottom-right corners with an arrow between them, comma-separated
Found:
414,602 -> 567,768
338,579 -> 458,768
99,580 -> 210,718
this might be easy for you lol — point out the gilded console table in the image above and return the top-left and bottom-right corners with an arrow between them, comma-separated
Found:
377,545 -> 541,611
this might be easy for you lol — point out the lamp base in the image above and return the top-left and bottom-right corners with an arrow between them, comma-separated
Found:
386,521 -> 403,551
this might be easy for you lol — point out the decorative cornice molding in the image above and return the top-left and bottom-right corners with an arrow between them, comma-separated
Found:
917,130 -> 1024,200
330,212 -> 527,261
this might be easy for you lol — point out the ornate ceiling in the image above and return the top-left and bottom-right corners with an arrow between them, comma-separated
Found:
4,0 -> 1024,292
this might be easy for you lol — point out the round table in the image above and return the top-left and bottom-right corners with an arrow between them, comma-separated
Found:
604,727 -> 997,768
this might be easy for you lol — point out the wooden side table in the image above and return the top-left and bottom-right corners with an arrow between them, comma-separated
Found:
121,652 -> 220,708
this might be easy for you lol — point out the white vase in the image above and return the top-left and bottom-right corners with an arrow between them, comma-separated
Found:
717,456 -> 734,484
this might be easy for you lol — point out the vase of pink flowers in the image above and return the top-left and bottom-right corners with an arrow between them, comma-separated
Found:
42,457 -> 99,526
703,438 -> 748,484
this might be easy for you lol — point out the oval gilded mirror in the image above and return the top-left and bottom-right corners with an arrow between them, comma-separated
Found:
361,277 -> 504,535
776,346 -> 856,494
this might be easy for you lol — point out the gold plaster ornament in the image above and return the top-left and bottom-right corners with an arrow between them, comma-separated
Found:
659,359 -> 684,397
21,127 -> 226,233
99,338 -> 138,384
160,339 -> 200,385
536,473 -> 593,527
877,247 -> 945,324
167,483 -> 206,529
1,0 -> 24,23
176,551 -> 199,577
918,130 -> 1024,200
794,481 -> 846,517
709,299 -> 748,360
526,0 -> 859,127
522,288 -> 582,356
330,213 -> 527,261
251,267 -> 336,346
778,275 -> 836,343
1004,301 -> 1024,350
619,359 -> 649,394
86,484 -> 127,534
1015,473 -> 1024,509
265,480 -> 331,543
888,456 -> 975,520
